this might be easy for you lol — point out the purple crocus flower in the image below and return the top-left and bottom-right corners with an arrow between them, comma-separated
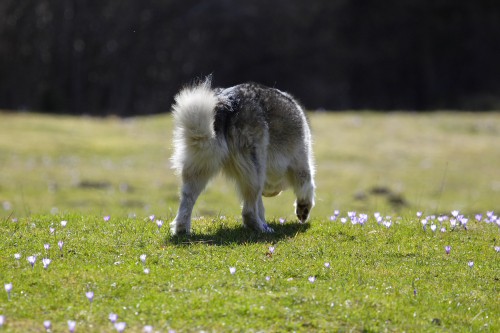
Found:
43,320 -> 51,331
421,219 -> 428,231
468,261 -> 474,268
114,322 -> 126,332
0,315 -> 5,327
104,215 -> 111,222
5,283 -> 12,300
42,258 -> 51,269
86,291 -> 94,303
27,255 -> 36,268
308,276 -> 316,283
44,243 -> 50,251
109,313 -> 118,323
68,320 -> 76,333
445,246 -> 451,255
58,240 -> 64,251
156,220 -> 163,229
229,267 -> 236,275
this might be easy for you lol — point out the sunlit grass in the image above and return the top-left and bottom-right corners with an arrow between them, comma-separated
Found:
0,111 -> 499,332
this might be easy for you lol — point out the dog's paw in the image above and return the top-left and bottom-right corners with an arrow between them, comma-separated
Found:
262,223 -> 274,233
170,220 -> 190,236
295,201 -> 312,223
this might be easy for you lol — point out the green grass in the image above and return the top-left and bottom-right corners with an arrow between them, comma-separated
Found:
0,111 -> 499,332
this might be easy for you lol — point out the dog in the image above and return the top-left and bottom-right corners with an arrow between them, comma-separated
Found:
170,78 -> 315,235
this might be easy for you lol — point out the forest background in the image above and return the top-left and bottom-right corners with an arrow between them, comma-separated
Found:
1,0 -> 499,116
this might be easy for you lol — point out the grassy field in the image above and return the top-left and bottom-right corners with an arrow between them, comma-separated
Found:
0,111 -> 499,332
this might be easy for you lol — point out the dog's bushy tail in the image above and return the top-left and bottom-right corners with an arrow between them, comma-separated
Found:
171,78 -> 224,174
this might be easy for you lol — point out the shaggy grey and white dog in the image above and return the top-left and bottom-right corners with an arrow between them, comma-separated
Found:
170,78 -> 315,235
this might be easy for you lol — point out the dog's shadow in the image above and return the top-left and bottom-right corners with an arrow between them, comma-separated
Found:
169,221 -> 310,246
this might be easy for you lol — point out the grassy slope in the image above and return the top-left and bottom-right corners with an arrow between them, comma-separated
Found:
0,111 -> 499,332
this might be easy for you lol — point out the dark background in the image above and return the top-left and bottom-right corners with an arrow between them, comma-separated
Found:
1,0 -> 499,116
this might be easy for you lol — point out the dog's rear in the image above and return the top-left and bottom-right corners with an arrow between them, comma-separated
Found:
171,79 -> 227,176
170,79 -> 228,234
170,79 -> 315,235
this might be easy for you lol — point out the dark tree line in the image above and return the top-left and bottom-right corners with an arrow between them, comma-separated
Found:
0,0 -> 499,116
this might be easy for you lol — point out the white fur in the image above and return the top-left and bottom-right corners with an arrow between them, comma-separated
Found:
171,81 -> 227,176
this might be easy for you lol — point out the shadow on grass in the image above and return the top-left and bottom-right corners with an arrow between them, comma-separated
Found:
169,221 -> 310,246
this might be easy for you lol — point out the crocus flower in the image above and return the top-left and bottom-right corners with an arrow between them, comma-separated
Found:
421,219 -> 428,230
144,268 -> 150,274
149,215 -> 155,222
495,246 -> 500,253
115,322 -> 126,332
265,276 -> 271,281
68,320 -> 76,333
308,276 -> 316,283
143,325 -> 153,333
43,320 -> 51,331
104,215 -> 110,222
28,255 -> 36,268
42,258 -> 51,269
5,283 -> 12,300
49,227 -> 55,235
460,217 -> 468,230
140,254 -> 146,264
229,267 -> 236,275
109,313 -> 118,323
475,214 -> 482,222
445,246 -> 451,255
416,211 -> 423,218
14,253 -> 21,260
156,220 -> 163,229
0,315 -> 4,327
44,244 -> 50,251
451,210 -> 460,217
268,246 -> 275,254
468,261 -> 474,268
279,217 -> 286,224
58,240 -> 64,251
430,224 -> 437,232
86,291 -> 94,302
61,220 -> 68,227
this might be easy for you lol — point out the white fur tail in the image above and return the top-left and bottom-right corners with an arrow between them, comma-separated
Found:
171,79 -> 224,174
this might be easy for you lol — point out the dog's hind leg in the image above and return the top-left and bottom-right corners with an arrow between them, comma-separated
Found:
230,149 -> 273,233
171,168 -> 214,235
289,164 -> 316,223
